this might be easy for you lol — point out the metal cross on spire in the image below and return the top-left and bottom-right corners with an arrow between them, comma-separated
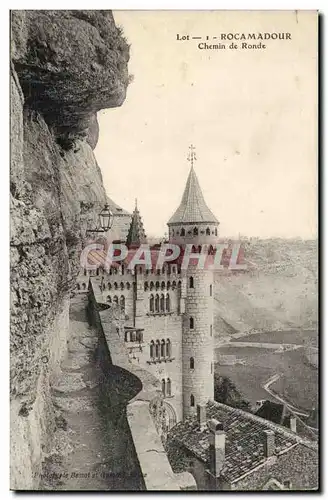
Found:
187,144 -> 197,168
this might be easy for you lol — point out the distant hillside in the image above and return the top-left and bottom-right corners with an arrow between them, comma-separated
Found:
214,238 -> 318,336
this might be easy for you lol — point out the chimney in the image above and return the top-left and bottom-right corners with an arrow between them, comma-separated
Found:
263,429 -> 275,458
208,419 -> 225,477
197,404 -> 207,431
289,415 -> 297,433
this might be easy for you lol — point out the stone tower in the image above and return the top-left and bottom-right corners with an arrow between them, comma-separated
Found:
168,145 -> 219,419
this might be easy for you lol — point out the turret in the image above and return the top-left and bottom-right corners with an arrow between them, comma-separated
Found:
168,146 -> 216,419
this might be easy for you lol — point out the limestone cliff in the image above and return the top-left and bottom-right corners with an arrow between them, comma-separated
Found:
10,10 -> 129,488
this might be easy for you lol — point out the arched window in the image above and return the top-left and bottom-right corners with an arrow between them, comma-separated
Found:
96,268 -> 99,276
120,282 -> 124,290
166,293 -> 170,312
206,227 -> 211,235
161,281 -> 165,290
155,281 -> 160,290
167,281 -> 171,290
161,379 -> 166,397
193,227 -> 198,236
155,294 -> 160,312
121,265 -> 125,275
113,296 -> 118,305
210,324 -> 213,337
107,295 -> 111,303
160,294 -> 165,312
210,284 -> 213,296
144,282 -> 149,291
84,269 -> 87,276
120,295 -> 125,311
82,283 -> 86,290
126,282 -> 130,290
172,281 -> 177,290
150,340 -> 155,359
190,317 -> 194,330
150,294 -> 154,313
215,228 -> 218,236
190,357 -> 194,369
167,378 -> 171,397
178,280 -> 182,289
161,339 -> 165,357
180,227 -> 185,236
114,282 -> 118,290
150,281 -> 154,291
166,339 -> 171,358
109,268 -> 113,276
108,283 -> 112,290
155,340 -> 160,358
189,276 -> 194,288
190,394 -> 195,407
77,283 -> 81,290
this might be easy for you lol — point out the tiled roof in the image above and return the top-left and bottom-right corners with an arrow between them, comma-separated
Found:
168,167 -> 219,225
126,205 -> 147,246
168,401 -> 314,484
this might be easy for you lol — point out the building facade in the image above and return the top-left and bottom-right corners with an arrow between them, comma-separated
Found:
78,154 -> 219,429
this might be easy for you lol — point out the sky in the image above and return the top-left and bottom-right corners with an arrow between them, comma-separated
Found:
94,10 -> 317,239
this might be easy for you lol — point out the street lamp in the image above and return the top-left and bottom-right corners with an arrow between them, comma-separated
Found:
85,203 -> 114,234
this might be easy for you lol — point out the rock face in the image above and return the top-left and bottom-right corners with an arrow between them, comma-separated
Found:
10,10 -> 129,489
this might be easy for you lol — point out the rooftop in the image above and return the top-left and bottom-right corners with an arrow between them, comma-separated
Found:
167,400 -> 317,484
168,166 -> 219,225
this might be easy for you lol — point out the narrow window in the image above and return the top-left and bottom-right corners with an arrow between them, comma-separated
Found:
108,283 -> 112,290
120,282 -> 124,290
193,227 -> 198,236
113,296 -> 118,305
107,295 -> 111,303
162,379 -> 166,397
155,340 -> 160,358
211,362 -> 213,374
96,268 -> 99,276
126,282 -> 130,290
161,281 -> 165,290
167,378 -> 171,397
150,341 -> 154,359
160,294 -> 165,312
206,227 -> 210,235
121,265 -> 125,275
190,394 -> 195,407
120,295 -> 125,311
166,293 -> 170,312
150,281 -> 154,291
114,282 -> 118,290
189,276 -> 194,288
150,294 -> 154,312
181,228 -> 185,236
190,357 -> 194,369
215,228 -> 218,236
156,281 -> 160,290
77,283 -> 81,290
210,284 -> 213,296
144,282 -> 148,291
190,317 -> 194,330
166,339 -> 171,358
210,324 -> 213,337
155,294 -> 160,312
84,269 -> 87,276
161,339 -> 165,357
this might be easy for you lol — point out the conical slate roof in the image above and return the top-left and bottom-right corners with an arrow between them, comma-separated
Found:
168,166 -> 218,225
126,201 -> 147,246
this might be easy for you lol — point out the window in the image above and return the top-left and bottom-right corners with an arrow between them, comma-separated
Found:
166,293 -> 170,312
121,265 -> 125,275
155,294 -> 160,312
120,295 -> 125,311
190,317 -> 194,330
215,228 -> 218,236
113,295 -> 118,305
84,269 -> 87,276
77,283 -> 81,290
155,340 -> 160,358
210,284 -> 213,296
150,281 -> 154,291
144,282 -> 148,291
114,282 -> 118,290
210,324 -> 213,337
180,228 -> 185,236
189,276 -> 194,288
193,227 -> 198,236
190,357 -> 194,369
166,339 -> 171,358
167,378 -> 171,397
107,296 -> 111,303
82,283 -> 86,290
150,294 -> 154,312
160,294 -> 165,312
108,283 -> 112,290
96,268 -> 99,276
126,282 -> 130,290
150,341 -> 155,359
190,394 -> 195,407
161,281 -> 165,290
206,227 -> 210,235
161,339 -> 165,357
211,362 -> 213,374
120,282 -> 124,290
162,379 -> 166,396
155,281 -> 160,290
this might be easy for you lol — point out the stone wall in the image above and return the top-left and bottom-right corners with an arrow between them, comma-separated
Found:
88,281 -> 194,490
